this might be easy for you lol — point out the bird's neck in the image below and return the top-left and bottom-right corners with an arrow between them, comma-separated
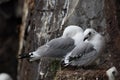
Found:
89,34 -> 104,52
72,32 -> 84,46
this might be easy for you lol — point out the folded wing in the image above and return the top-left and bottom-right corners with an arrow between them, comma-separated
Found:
35,37 -> 75,58
65,42 -> 98,66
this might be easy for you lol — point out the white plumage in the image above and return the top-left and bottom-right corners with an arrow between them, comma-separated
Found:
19,25 -> 84,62
63,28 -> 105,67
64,30 -> 84,64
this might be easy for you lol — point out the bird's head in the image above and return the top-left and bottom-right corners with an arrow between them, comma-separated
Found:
83,28 -> 97,41
62,25 -> 83,38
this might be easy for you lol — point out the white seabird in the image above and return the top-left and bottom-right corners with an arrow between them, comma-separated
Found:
64,28 -> 105,67
106,66 -> 118,80
0,73 -> 12,80
19,25 -> 84,61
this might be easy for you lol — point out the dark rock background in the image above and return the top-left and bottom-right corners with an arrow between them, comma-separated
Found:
0,0 -> 22,80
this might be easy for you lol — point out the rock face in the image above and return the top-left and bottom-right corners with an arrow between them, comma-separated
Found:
105,0 -> 120,76
64,0 -> 106,32
18,0 -> 69,80
18,0 -> 120,80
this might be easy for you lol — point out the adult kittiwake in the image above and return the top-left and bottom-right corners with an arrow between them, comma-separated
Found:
64,28 -> 105,67
19,25 -> 84,61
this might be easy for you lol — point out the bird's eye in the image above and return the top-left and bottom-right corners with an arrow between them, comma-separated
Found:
88,32 -> 91,35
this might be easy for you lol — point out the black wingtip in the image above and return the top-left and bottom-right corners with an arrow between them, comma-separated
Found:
18,53 -> 30,59
60,60 -> 70,69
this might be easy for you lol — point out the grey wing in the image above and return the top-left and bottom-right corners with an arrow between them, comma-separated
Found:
68,42 -> 98,66
47,37 -> 75,49
68,43 -> 93,58
36,37 -> 75,58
